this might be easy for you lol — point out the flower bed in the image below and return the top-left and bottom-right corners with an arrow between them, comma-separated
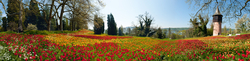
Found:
229,34 -> 250,40
0,33 -> 160,61
2,29 -> 250,61
72,35 -> 133,40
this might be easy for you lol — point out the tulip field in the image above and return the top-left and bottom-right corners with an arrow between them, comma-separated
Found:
1,29 -> 250,61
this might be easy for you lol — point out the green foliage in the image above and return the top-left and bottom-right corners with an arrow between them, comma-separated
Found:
63,18 -> 70,30
157,27 -> 165,39
37,5 -> 49,30
136,12 -> 155,37
127,28 -> 131,36
190,15 -> 209,37
94,15 -> 104,34
235,14 -> 250,33
26,23 -> 37,31
7,0 -> 26,32
107,13 -> 117,35
0,31 -> 17,34
118,26 -> 124,36
7,22 -> 18,32
1,17 -> 7,31
26,0 -> 40,25
223,26 -> 227,35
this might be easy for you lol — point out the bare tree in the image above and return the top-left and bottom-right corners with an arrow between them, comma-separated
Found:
187,0 -> 250,22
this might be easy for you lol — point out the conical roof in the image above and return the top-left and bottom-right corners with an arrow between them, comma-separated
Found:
213,6 -> 222,15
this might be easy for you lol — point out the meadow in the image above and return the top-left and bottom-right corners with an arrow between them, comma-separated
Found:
0,29 -> 250,61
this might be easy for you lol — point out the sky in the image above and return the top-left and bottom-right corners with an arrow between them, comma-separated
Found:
96,0 -> 236,29
1,0 -> 237,29
97,0 -> 196,29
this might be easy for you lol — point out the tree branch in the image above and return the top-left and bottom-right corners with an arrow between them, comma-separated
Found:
0,1 -> 20,16
195,0 -> 212,16
236,0 -> 250,16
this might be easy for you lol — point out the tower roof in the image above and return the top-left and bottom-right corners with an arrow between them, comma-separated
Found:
213,6 -> 222,15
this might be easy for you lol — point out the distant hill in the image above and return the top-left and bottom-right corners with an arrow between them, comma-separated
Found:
162,27 -> 190,33
122,27 -> 190,33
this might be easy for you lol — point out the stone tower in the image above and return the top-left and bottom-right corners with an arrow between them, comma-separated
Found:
213,7 -> 223,36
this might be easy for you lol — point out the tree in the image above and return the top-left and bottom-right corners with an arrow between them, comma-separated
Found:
235,14 -> 250,33
156,27 -> 164,39
168,27 -> 171,38
223,26 -> 227,35
190,15 -> 209,37
135,12 -> 156,37
127,28 -> 131,36
27,0 -> 40,25
1,17 -> 7,31
187,0 -> 250,21
50,18 -> 56,31
0,10 -> 2,21
67,0 -> 104,31
94,14 -> 104,34
119,25 -> 124,36
64,17 -> 70,30
138,12 -> 154,37
5,0 -> 25,32
37,5 -> 49,30
229,28 -> 232,34
107,13 -> 117,35
207,23 -> 213,36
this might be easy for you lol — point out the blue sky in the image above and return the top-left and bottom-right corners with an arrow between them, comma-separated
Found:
1,0 -> 237,29
98,0 -> 196,29
98,0 -> 236,29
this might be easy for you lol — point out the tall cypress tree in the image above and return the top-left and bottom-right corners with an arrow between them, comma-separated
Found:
28,0 -> 40,25
107,13 -> 117,35
118,26 -> 124,36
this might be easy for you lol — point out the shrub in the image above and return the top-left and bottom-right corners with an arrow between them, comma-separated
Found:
26,23 -> 37,31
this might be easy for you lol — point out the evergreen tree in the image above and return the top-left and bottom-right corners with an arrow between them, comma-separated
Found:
223,26 -> 227,35
168,27 -> 171,38
27,0 -> 41,25
119,26 -> 124,36
2,17 -> 7,31
157,27 -> 163,39
107,13 -> 117,35
94,15 -> 104,34
24,8 -> 29,28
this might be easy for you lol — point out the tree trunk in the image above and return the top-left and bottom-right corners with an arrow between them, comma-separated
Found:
18,0 -> 23,33
59,0 -> 67,31
47,0 -> 55,31
56,19 -> 60,30
47,20 -> 51,31
71,20 -> 73,31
